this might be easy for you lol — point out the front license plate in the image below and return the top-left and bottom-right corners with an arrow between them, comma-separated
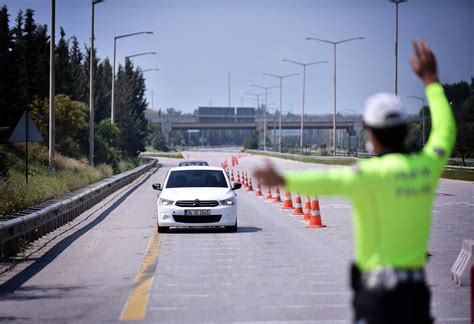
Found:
185,209 -> 211,216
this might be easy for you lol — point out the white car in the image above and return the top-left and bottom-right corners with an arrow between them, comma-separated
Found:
152,166 -> 242,233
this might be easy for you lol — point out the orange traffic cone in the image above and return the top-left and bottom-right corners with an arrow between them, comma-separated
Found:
230,169 -> 234,181
307,196 -> 326,228
302,195 -> 311,221
243,172 -> 248,188
237,170 -> 241,183
282,189 -> 293,209
292,192 -> 304,215
247,178 -> 254,191
255,179 -> 263,196
265,186 -> 273,200
273,187 -> 282,203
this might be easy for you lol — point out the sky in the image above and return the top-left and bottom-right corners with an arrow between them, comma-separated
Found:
2,0 -> 474,116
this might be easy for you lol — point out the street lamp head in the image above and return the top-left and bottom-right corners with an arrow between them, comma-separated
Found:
389,0 -> 407,3
92,0 -> 105,4
146,31 -> 154,34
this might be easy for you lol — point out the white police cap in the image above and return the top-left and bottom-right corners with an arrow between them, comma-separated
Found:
363,93 -> 408,129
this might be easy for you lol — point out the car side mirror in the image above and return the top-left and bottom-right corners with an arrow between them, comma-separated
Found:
152,183 -> 162,191
232,183 -> 242,190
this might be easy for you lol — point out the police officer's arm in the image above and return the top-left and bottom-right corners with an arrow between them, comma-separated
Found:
253,160 -> 360,198
410,41 -> 456,168
284,167 -> 360,197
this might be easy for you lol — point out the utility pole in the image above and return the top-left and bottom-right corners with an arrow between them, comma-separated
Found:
90,0 -> 104,166
306,36 -> 364,155
282,59 -> 327,154
228,72 -> 231,107
263,73 -> 299,152
390,0 -> 407,95
251,84 -> 279,151
111,31 -> 153,124
49,0 -> 56,175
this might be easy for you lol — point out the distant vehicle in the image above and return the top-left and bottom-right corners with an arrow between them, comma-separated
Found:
178,160 -> 209,166
152,166 -> 241,233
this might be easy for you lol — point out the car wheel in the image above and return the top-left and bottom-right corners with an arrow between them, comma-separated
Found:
158,225 -> 169,233
225,221 -> 237,233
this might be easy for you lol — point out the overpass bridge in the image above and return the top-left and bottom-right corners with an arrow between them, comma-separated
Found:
147,111 -> 365,144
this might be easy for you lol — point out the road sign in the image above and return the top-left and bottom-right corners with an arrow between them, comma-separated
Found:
9,111 -> 44,142
9,111 -> 44,184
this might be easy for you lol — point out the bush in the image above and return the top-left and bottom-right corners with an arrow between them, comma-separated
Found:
244,132 -> 258,149
150,127 -> 168,152
0,159 -> 114,218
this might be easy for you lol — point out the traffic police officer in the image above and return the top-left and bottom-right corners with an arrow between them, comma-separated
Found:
253,40 -> 456,323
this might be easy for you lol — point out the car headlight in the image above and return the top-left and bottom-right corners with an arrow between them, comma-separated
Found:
159,198 -> 174,206
220,198 -> 235,206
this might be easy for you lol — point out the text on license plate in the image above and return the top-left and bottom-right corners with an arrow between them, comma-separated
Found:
185,209 -> 211,216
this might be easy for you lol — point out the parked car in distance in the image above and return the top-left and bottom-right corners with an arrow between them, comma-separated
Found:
152,166 -> 241,233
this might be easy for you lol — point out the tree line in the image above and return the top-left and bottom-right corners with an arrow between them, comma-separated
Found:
0,6 -> 148,171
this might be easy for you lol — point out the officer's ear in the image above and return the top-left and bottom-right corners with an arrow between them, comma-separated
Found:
365,128 -> 384,155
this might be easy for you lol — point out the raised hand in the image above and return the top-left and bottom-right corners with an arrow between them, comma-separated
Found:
409,40 -> 438,85
252,159 -> 285,187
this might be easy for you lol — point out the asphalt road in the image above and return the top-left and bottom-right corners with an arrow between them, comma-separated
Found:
0,150 -> 472,323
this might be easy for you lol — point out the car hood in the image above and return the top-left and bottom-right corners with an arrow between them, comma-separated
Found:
161,187 -> 232,201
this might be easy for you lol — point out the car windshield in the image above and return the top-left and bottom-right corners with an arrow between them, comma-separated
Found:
166,170 -> 228,188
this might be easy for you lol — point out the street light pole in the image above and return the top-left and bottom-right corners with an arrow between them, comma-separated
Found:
407,95 -> 426,145
245,91 -> 267,150
263,73 -> 299,152
390,0 -> 407,95
282,59 -> 327,154
90,0 -> 104,167
125,51 -> 157,60
49,0 -> 55,174
142,68 -> 160,73
111,31 -> 153,124
306,36 -> 364,156
251,84 -> 279,151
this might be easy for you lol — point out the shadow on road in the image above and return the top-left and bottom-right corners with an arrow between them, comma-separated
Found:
0,169 -> 155,296
165,226 -> 262,234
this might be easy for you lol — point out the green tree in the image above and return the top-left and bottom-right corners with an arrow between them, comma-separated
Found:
150,127 -> 168,151
0,6 -> 14,133
95,58 -> 112,122
95,119 -> 121,170
115,59 -> 148,156
69,36 -> 87,102
29,95 -> 88,158
55,27 -> 73,96
244,132 -> 258,149
455,95 -> 474,165
443,81 -> 474,163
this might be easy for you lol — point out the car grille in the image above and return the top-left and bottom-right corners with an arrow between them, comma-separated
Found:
175,200 -> 219,207
173,215 -> 222,223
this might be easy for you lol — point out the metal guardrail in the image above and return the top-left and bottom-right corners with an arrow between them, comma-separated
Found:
0,160 -> 158,258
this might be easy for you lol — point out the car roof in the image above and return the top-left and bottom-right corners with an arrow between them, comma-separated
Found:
178,160 -> 209,165
179,160 -> 208,163
169,166 -> 225,172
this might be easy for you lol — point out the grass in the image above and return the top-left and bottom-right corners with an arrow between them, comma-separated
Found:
442,169 -> 474,182
247,149 -> 474,182
0,143 -> 138,218
142,147 -> 183,159
247,150 -> 357,166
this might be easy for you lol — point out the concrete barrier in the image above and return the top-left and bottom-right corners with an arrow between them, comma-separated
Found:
451,239 -> 474,286
0,160 -> 158,258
